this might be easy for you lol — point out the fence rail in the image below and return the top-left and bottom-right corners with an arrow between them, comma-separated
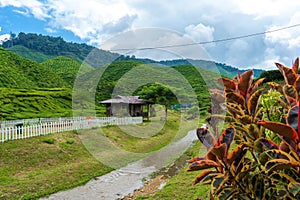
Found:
0,117 -> 143,143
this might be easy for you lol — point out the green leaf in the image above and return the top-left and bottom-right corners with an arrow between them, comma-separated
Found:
265,149 -> 297,162
288,182 -> 300,196
211,174 -> 226,195
265,159 -> 300,173
283,84 -> 297,100
217,187 -> 237,200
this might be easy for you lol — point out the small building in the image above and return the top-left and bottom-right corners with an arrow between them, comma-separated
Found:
100,96 -> 154,120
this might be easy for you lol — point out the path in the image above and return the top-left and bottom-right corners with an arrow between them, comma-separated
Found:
41,130 -> 197,200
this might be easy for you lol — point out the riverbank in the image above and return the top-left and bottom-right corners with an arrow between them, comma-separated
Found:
42,129 -> 197,199
0,111 -> 198,199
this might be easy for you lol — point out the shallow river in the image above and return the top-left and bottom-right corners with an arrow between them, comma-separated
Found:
41,130 -> 197,200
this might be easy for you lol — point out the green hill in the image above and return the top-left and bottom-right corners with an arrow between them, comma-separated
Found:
42,56 -> 94,86
0,88 -> 72,120
0,47 -> 67,88
7,45 -> 54,63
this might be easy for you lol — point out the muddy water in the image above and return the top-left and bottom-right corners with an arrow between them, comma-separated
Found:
41,130 -> 197,200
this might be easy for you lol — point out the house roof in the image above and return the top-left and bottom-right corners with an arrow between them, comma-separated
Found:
100,95 -> 153,105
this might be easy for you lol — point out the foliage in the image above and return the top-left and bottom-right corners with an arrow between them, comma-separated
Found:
41,137 -> 55,144
187,58 -> 300,199
136,83 -> 178,118
0,88 -> 72,120
258,69 -> 284,83
42,56 -> 93,87
2,32 -> 119,66
0,47 -> 67,88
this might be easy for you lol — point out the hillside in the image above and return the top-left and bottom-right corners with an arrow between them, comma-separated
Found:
7,45 -> 54,62
42,56 -> 94,86
0,88 -> 72,120
0,47 -> 67,88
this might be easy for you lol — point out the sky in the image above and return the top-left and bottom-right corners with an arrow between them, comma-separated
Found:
1,0 -> 300,69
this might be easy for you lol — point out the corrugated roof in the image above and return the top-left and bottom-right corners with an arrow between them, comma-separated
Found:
100,95 -> 153,104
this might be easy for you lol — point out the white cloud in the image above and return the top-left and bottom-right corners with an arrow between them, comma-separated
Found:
0,33 -> 10,44
184,23 -> 214,43
1,0 -> 300,69
0,0 -> 49,19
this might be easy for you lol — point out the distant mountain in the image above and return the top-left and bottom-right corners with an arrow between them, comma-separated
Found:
1,32 -> 120,67
1,32 -> 264,78
116,56 -> 264,78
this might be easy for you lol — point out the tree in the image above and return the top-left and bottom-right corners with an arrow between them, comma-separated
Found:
136,83 -> 178,118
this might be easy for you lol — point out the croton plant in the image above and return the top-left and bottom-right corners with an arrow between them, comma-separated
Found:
187,58 -> 300,199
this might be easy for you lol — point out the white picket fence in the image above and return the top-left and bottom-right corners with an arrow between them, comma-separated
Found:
0,116 -> 143,143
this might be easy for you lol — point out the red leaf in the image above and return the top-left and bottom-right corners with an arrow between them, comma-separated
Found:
258,121 -> 299,142
188,156 -> 205,163
250,78 -> 265,94
192,170 -> 217,185
294,77 -> 300,96
219,127 -> 235,151
247,89 -> 264,117
187,160 -> 219,171
196,127 -> 215,150
275,62 -> 297,85
227,143 -> 247,166
225,92 -> 245,108
238,70 -> 253,97
279,141 -> 290,153
292,57 -> 299,74
258,138 -> 279,150
210,143 -> 227,160
217,78 -> 237,92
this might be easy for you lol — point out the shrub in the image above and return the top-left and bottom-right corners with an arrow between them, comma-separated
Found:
42,137 -> 55,144
187,58 -> 300,199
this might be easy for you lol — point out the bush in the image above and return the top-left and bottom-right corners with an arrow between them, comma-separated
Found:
187,58 -> 300,199
41,138 -> 55,144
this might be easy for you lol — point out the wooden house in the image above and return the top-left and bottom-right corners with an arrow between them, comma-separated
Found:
100,96 -> 154,120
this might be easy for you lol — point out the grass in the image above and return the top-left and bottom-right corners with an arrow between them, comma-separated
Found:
135,142 -> 211,200
0,131 -> 113,200
0,111 -> 198,199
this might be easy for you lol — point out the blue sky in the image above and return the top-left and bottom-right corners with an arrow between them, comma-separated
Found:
1,0 -> 300,69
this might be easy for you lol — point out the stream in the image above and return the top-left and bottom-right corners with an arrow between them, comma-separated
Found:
41,130 -> 197,200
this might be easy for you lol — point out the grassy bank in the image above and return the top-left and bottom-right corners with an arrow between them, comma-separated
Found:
135,142 -> 210,200
0,111 -> 197,199
0,131 -> 112,200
